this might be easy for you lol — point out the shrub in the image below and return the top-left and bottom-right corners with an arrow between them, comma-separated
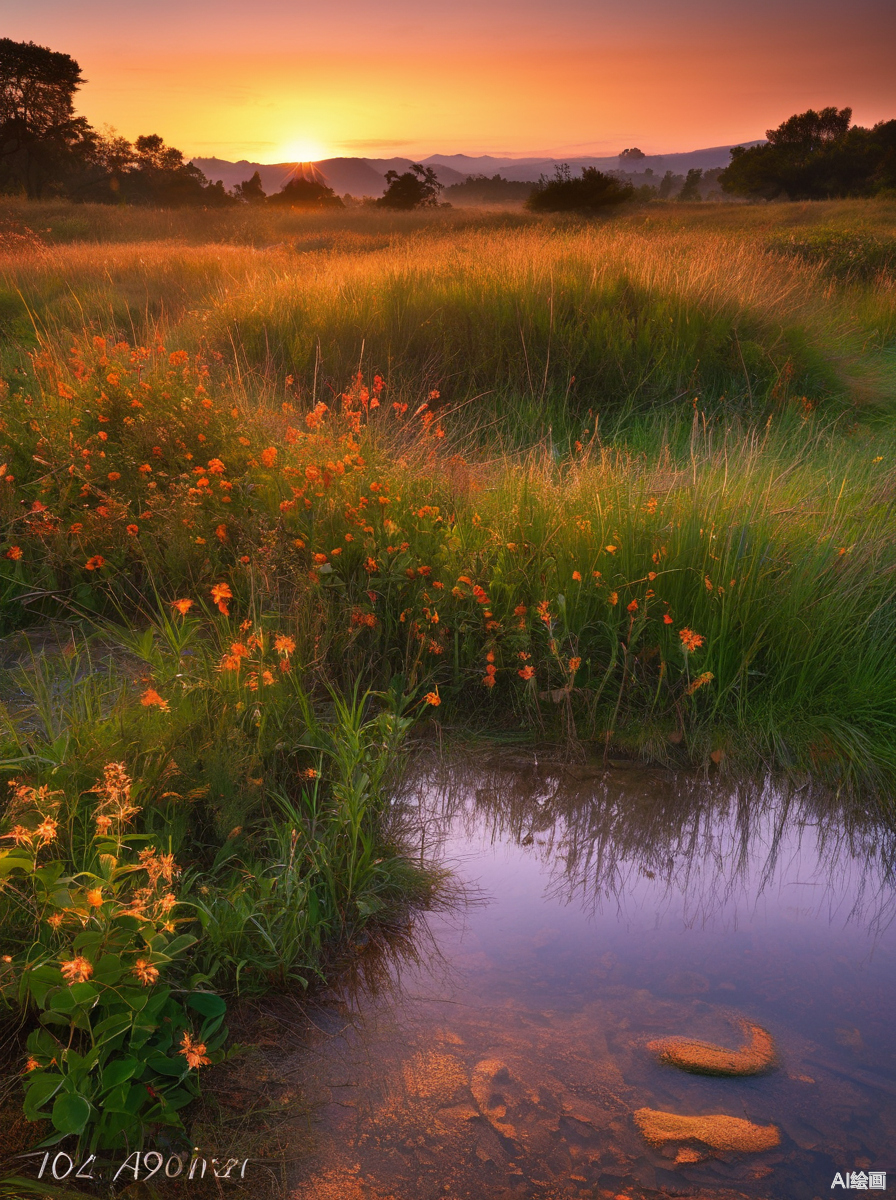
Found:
526,165 -> 634,212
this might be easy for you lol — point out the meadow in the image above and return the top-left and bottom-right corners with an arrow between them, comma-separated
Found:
0,195 -> 894,1170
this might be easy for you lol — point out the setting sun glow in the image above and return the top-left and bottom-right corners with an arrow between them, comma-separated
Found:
278,138 -> 328,164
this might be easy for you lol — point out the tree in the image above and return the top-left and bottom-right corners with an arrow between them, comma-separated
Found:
658,170 -> 680,199
619,148 -> 646,162
232,170 -> 266,204
268,176 -> 343,208
377,164 -> 442,210
525,165 -> 634,213
444,174 -> 534,205
678,168 -> 703,201
0,37 -> 92,197
719,106 -> 896,200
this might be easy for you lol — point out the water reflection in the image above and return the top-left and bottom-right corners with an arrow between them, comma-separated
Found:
286,753 -> 896,1200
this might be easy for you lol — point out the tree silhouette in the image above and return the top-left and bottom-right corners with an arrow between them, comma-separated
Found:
377,164 -> 442,210
268,176 -> 343,208
678,168 -> 703,201
526,165 -> 634,212
0,37 -> 92,197
233,170 -> 266,204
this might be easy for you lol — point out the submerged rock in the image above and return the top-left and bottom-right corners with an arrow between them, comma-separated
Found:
647,1018 -> 776,1076
634,1107 -> 781,1154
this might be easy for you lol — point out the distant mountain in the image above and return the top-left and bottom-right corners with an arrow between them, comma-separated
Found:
192,141 -> 765,199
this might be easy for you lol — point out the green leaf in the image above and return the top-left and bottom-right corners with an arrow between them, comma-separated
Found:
67,981 -> 99,1006
165,934 -> 198,957
92,953 -> 123,985
144,1055 -> 188,1078
0,854 -> 33,875
117,988 -> 150,1011
47,988 -> 78,1014
51,1092 -> 91,1134
24,965 -> 63,1007
186,991 -> 226,1018
24,1075 -> 63,1118
101,1056 -> 141,1089
159,1086 -> 194,1110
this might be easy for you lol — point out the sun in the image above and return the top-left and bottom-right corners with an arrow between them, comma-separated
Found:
279,138 -> 327,164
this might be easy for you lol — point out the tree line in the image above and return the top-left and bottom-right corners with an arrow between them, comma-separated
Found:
0,38 -> 447,209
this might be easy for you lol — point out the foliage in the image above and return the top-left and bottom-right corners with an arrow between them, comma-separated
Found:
444,174 -> 534,205
678,169 -> 703,201
720,106 -> 896,200
377,164 -> 442,210
0,768 -> 228,1152
268,176 -> 343,209
526,165 -> 634,212
232,170 -> 266,205
0,39 -> 92,200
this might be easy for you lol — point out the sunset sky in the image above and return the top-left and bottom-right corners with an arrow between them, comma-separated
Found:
5,0 -> 896,162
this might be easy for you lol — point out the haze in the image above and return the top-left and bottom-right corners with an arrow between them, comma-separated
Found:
4,0 -> 896,161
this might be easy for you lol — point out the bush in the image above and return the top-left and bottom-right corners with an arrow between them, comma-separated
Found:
526,165 -> 634,212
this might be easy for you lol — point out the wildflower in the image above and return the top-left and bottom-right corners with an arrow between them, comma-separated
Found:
302,767 -> 319,780
210,582 -> 233,615
126,524 -> 139,536
171,598 -> 194,615
47,913 -> 64,930
482,674 -> 496,688
513,604 -> 527,617
160,892 -> 177,912
627,599 -> 639,613
34,817 -> 58,843
685,671 -> 715,696
260,447 -> 278,467
5,546 -> 22,560
60,956 -> 93,986
107,471 -> 121,482
572,571 -> 582,582
168,350 -> 189,367
84,555 -> 105,570
85,888 -> 104,908
138,463 -> 152,474
663,613 -> 674,625
215,524 -> 227,542
313,552 -> 329,565
423,691 -> 441,706
95,815 -> 113,836
178,1032 -> 211,1070
274,634 -> 296,656
25,1057 -> 39,1072
207,458 -> 225,474
518,666 -> 535,681
140,688 -> 170,711
679,628 -> 705,652
608,591 -> 618,606
568,657 -> 581,673
605,545 -> 617,555
364,557 -> 378,573
133,959 -> 160,986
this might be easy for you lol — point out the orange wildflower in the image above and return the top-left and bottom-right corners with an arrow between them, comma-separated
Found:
210,582 -> 233,615
34,817 -> 58,844
627,599 -> 639,613
85,888 -> 104,908
572,571 -> 582,582
423,691 -> 441,706
685,671 -> 715,696
133,959 -> 160,986
568,657 -> 582,673
518,665 -> 535,680
171,598 -> 194,615
140,688 -> 170,711
679,628 -> 705,653
126,524 -> 139,536
179,1031 -> 211,1069
274,634 -> 296,656
260,447 -> 278,467
5,546 -> 22,560
663,613 -> 674,624
60,956 -> 93,986
85,555 -> 105,570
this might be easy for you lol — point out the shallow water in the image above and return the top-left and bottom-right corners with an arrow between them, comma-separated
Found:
287,756 -> 896,1200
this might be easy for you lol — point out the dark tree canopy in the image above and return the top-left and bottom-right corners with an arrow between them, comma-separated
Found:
678,168 -> 703,201
619,147 -> 646,161
377,164 -> 442,210
268,176 -> 343,208
525,165 -> 634,213
233,170 -> 267,204
0,37 -> 92,198
720,107 -> 896,200
444,173 -> 533,204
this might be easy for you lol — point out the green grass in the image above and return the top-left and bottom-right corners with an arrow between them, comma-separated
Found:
0,194 -> 894,1157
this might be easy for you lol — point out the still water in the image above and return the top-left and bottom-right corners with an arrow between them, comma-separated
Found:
287,755 -> 896,1200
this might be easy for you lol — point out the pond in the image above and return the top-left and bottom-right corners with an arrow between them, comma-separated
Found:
285,754 -> 896,1200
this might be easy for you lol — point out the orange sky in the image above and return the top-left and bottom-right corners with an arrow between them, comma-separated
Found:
5,0 -> 896,160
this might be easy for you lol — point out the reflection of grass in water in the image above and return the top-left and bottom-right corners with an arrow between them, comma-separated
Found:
410,751 -> 896,926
